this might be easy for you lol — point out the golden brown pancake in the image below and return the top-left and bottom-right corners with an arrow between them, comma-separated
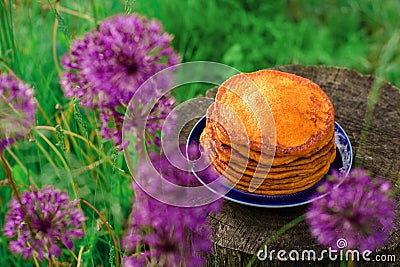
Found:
198,69 -> 336,196
212,117 -> 334,158
217,146 -> 335,178
211,145 -> 336,181
221,156 -> 334,195
210,124 -> 335,167
228,180 -> 319,195
213,136 -> 336,169
212,70 -> 334,157
207,127 -> 336,173
203,119 -> 336,168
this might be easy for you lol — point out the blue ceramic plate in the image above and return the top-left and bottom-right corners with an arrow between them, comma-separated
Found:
186,116 -> 353,208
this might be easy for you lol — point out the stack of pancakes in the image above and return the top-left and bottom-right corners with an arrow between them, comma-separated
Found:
199,70 -> 336,195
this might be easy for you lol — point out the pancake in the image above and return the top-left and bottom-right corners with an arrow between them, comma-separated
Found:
228,180 -> 319,195
221,162 -> 331,190
211,145 -> 336,181
212,117 -> 334,158
198,69 -> 336,196
212,70 -> 334,156
221,156 -> 334,195
209,121 -> 336,167
213,136 -> 336,169
218,145 -> 335,177
208,127 -> 336,172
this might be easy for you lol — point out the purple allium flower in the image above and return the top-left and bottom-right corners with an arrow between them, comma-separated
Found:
306,168 -> 396,252
119,88 -> 176,149
122,148 -> 223,267
3,186 -> 86,261
0,74 -> 36,152
60,14 -> 180,147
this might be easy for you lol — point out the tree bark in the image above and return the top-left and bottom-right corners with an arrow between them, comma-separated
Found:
181,65 -> 400,267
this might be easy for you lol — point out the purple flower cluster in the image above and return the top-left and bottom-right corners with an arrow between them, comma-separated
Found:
3,186 -> 86,261
122,150 -> 223,267
60,14 -> 180,147
124,91 -> 176,149
306,168 -> 396,252
0,74 -> 36,152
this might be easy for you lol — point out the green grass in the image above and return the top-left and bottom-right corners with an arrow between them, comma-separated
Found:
0,0 -> 399,266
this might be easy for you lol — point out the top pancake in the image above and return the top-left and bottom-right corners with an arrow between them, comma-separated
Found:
212,70 -> 334,156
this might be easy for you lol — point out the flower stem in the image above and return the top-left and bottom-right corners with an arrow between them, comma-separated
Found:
0,57 -> 14,73
58,6 -> 94,22
76,246 -> 85,267
0,152 -> 23,207
53,0 -> 62,76
246,215 -> 305,267
81,199 -> 120,267
32,254 -> 40,267
52,0 -> 62,77
1,151 -> 36,236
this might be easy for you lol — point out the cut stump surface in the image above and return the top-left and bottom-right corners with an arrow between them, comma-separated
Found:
180,65 -> 400,266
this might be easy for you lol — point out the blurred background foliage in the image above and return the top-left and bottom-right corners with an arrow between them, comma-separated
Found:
1,0 -> 399,104
133,0 -> 400,96
0,0 -> 399,265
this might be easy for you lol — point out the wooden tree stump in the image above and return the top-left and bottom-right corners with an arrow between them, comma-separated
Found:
181,65 -> 400,266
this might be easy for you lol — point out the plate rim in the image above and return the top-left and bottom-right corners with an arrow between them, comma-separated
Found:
186,115 -> 353,208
